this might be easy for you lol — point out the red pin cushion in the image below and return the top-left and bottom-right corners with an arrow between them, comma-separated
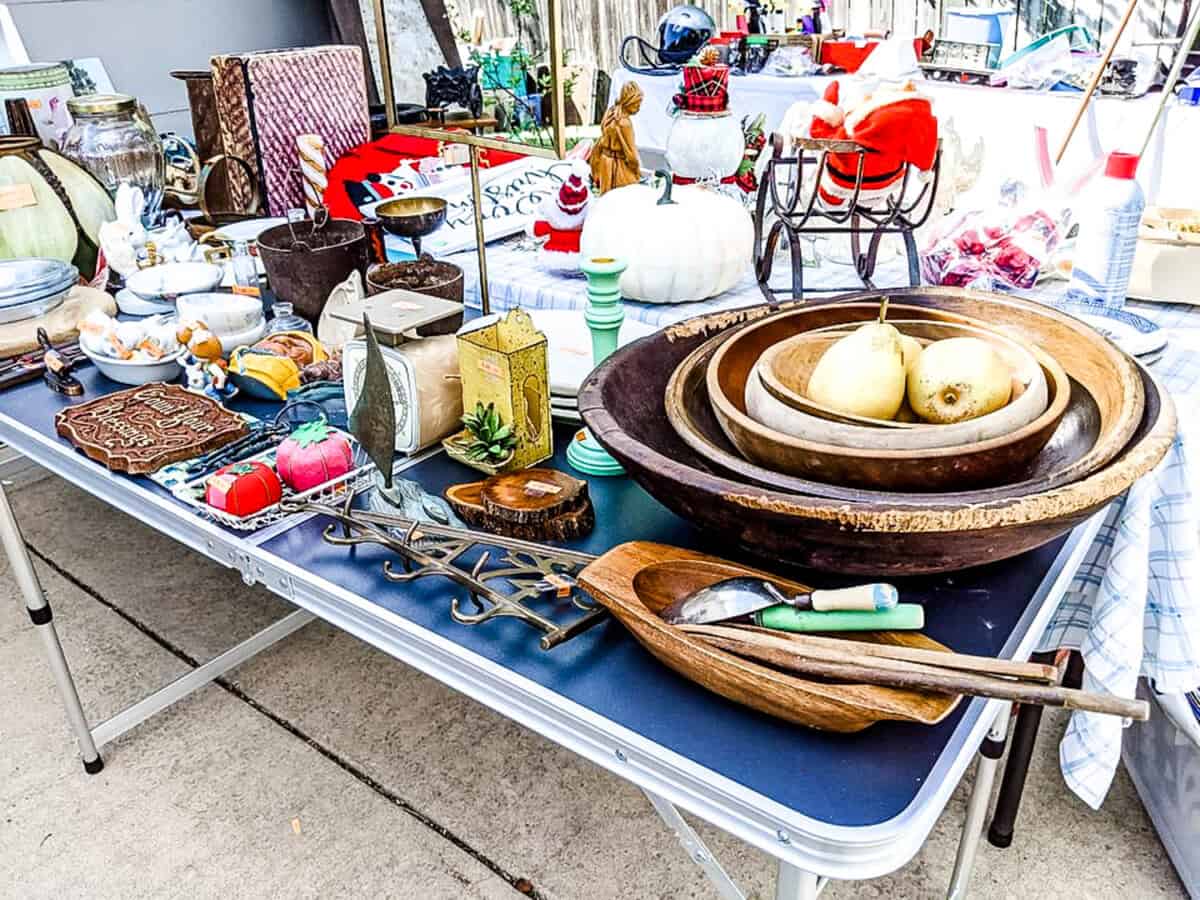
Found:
204,461 -> 283,517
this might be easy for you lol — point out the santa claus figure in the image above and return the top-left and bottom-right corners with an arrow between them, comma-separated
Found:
803,80 -> 938,211
529,171 -> 591,272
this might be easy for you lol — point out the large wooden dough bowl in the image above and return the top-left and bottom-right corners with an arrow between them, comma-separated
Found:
578,289 -> 1175,575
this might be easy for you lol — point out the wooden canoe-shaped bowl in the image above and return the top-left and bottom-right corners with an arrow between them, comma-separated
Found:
755,320 -> 1052,440
577,541 -> 961,732
578,288 -> 1175,575
708,303 -> 1130,492
669,333 -> 1100,507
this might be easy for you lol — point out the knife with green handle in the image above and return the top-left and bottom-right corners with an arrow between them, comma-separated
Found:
755,603 -> 925,633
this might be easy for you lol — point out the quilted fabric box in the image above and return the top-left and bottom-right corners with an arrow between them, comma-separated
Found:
210,45 -> 370,216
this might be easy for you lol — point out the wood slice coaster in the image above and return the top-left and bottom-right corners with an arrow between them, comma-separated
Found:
55,382 -> 249,475
445,468 -> 594,541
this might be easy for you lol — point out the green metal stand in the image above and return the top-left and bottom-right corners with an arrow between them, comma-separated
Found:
567,256 -> 626,477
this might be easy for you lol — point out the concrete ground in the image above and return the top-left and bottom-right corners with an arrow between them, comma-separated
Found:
0,473 -> 1187,900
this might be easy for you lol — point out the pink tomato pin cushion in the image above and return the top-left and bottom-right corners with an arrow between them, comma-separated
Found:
275,419 -> 353,492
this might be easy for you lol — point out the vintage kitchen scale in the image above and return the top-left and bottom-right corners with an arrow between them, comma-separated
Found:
338,287 -> 465,456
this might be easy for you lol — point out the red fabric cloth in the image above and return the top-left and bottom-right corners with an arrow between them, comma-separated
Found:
322,133 -> 526,220
532,219 -> 581,254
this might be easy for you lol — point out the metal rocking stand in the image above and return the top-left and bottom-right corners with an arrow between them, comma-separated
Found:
754,134 -> 941,302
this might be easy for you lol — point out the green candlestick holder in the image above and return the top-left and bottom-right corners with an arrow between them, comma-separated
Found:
567,256 -> 626,477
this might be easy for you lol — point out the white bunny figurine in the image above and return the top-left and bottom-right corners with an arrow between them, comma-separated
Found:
98,184 -> 148,278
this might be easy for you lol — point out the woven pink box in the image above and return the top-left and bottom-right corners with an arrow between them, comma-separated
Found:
211,46 -> 370,216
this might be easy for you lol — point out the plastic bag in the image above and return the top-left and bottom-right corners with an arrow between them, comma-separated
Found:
761,45 -> 819,78
994,33 -> 1075,91
920,204 -> 1062,291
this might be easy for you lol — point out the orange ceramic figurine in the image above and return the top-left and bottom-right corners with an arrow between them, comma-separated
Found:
591,82 -> 644,195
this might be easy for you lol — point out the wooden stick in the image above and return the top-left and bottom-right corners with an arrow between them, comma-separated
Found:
1138,3 -> 1200,158
687,627 -> 1148,720
693,625 -> 1061,685
1055,0 -> 1141,165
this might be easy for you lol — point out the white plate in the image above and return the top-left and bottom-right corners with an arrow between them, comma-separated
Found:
211,217 -> 288,243
125,262 -> 224,300
529,309 -> 658,397
115,288 -> 174,316
1060,305 -> 1167,357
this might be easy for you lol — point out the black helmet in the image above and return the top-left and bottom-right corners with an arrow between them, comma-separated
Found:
621,4 -> 717,75
658,5 -> 717,64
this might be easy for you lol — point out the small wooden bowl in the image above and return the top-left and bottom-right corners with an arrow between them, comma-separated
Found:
709,332 -> 1068,492
746,321 -> 1063,452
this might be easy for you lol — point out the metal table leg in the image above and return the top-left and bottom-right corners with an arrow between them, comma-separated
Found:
947,703 -> 1012,899
776,862 -> 827,900
988,651 -> 1055,848
0,480 -> 102,773
0,479 -> 316,772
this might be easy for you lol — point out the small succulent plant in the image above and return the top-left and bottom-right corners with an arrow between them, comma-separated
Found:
461,402 -> 517,463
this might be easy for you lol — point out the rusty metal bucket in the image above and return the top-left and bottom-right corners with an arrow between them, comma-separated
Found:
257,218 -> 367,323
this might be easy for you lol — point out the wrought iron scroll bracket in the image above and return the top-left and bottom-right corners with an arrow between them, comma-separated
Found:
282,496 -> 607,650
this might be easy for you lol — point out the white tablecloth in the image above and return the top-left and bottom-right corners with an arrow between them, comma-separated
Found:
610,68 -> 1200,208
452,236 -> 1200,808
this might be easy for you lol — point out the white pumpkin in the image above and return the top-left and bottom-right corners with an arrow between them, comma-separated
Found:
580,176 -> 753,304
665,112 -> 746,181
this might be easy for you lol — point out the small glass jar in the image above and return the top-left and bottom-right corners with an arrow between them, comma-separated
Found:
61,93 -> 164,224
269,301 -> 313,334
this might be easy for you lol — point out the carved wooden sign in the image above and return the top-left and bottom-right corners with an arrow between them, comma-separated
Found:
55,383 -> 248,474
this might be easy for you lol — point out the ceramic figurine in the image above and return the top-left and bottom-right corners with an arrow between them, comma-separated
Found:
183,353 -> 237,403
665,61 -> 745,185
527,168 -> 591,272
591,82 -> 644,195
97,183 -> 148,278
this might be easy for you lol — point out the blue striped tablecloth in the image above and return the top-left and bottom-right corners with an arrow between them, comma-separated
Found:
454,238 -> 1200,807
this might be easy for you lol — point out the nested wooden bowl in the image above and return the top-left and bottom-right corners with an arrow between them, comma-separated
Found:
746,320 -> 1062,452
578,288 -> 1174,575
577,541 -> 961,732
668,332 -> 1101,506
710,298 -> 1142,492
709,331 -> 1066,492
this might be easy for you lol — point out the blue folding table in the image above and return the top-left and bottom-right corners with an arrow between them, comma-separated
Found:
0,365 -> 1101,899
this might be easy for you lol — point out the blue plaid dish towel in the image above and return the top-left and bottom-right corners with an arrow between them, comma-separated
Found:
1039,315 -> 1200,808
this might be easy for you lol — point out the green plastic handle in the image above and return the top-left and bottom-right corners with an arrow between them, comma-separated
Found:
755,603 -> 925,633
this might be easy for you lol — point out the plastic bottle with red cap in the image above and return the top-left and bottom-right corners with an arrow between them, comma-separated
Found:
1066,151 -> 1145,309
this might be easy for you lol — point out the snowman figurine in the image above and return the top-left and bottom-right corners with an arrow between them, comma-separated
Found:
665,53 -> 747,186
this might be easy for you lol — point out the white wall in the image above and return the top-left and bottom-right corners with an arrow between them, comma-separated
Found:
6,0 -> 335,136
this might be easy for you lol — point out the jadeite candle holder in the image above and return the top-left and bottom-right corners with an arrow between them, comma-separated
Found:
567,256 -> 626,476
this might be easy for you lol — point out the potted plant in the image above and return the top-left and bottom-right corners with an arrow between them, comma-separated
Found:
444,402 -> 518,474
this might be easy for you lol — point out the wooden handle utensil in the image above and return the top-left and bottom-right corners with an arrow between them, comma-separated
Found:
684,625 -> 1148,720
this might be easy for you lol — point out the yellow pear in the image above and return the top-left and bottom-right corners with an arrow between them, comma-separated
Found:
807,320 -> 906,420
899,334 -> 922,374
907,337 -> 1013,424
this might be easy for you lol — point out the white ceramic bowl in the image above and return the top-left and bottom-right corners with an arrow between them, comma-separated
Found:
125,262 -> 224,301
744,322 -> 1056,451
82,344 -> 185,386
176,291 -> 264,334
